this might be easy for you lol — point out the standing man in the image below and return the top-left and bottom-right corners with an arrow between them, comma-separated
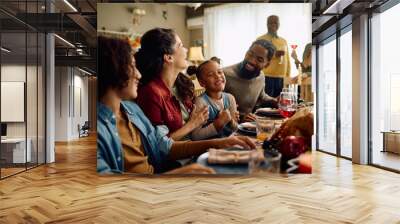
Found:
257,15 -> 291,97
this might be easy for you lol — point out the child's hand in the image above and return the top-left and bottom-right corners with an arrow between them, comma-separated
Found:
188,105 -> 209,129
214,109 -> 231,131
234,104 -> 240,122
234,111 -> 240,122
219,109 -> 232,124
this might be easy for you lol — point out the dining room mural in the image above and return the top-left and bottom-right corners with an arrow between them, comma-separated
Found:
96,2 -> 313,175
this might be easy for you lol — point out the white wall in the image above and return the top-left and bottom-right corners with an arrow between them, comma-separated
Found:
1,65 -> 26,140
54,67 -> 89,141
54,66 -> 69,141
72,73 -> 89,138
97,3 -> 190,47
1,65 -> 35,137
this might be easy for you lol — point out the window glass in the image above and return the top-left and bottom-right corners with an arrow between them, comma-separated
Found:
317,36 -> 337,154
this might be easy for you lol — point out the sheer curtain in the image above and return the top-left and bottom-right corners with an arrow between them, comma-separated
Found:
204,3 -> 311,76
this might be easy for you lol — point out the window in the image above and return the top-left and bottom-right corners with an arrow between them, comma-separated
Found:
317,36 -> 337,154
370,3 -> 400,171
0,1 -> 46,179
339,27 -> 352,158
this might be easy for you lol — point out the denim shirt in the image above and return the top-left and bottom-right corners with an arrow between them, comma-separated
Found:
200,92 -> 234,138
97,101 -> 173,174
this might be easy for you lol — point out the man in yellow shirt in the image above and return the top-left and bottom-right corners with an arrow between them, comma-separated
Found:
257,15 -> 291,97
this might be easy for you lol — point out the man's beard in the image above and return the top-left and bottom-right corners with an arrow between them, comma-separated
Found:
238,61 -> 261,80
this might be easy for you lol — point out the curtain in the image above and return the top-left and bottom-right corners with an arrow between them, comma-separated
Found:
204,3 -> 311,76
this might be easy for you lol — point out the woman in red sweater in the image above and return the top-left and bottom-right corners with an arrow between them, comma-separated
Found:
135,28 -> 208,140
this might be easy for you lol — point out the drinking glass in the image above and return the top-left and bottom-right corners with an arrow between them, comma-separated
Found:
255,116 -> 275,142
248,149 -> 281,175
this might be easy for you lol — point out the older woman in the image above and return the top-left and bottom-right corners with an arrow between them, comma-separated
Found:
97,36 -> 255,174
135,28 -> 208,141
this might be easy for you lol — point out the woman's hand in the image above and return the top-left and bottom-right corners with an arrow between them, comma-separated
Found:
188,105 -> 209,129
216,135 -> 256,150
165,163 -> 216,174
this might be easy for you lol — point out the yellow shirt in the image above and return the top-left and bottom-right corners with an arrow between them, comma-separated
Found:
116,112 -> 154,174
257,33 -> 291,79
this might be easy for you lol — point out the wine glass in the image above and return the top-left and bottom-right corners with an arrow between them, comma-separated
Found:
281,87 -> 297,102
278,92 -> 296,118
277,46 -> 284,65
281,87 -> 290,93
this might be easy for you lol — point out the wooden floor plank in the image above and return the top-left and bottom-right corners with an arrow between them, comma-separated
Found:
0,135 -> 399,223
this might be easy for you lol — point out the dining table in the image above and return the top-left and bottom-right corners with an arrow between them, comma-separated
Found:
195,108 -> 286,175
194,106 -> 313,175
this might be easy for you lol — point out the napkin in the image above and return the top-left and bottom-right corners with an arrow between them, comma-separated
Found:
207,149 -> 264,164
